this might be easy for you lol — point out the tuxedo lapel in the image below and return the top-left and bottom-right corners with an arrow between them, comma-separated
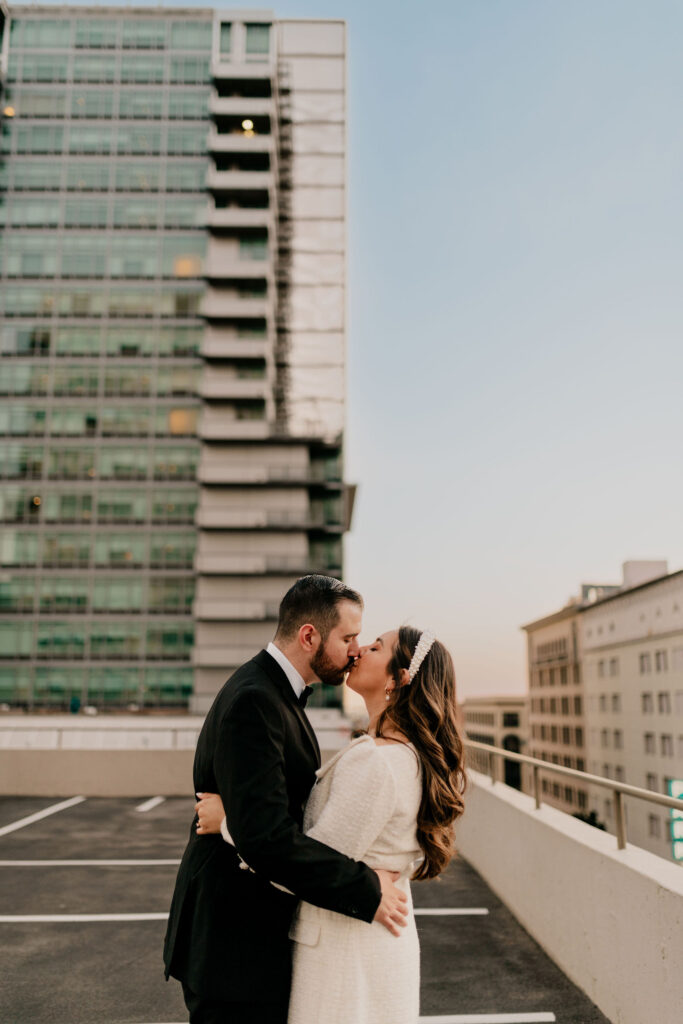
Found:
252,650 -> 321,766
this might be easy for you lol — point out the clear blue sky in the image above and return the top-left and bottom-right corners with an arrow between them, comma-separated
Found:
38,1 -> 683,696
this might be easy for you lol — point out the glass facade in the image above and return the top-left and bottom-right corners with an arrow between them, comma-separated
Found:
0,10 -> 210,707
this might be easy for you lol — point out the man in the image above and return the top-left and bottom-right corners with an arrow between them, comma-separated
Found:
164,575 -> 408,1024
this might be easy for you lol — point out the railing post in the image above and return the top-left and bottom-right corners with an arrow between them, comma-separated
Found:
533,764 -> 541,809
488,749 -> 496,785
614,790 -> 627,850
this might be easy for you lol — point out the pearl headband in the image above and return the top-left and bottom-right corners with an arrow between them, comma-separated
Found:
407,629 -> 436,682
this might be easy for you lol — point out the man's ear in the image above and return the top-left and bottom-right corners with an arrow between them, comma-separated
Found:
298,623 -> 320,653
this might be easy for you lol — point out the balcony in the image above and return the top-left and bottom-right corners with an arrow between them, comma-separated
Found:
195,553 -> 324,575
201,336 -> 269,360
196,507 -> 341,530
207,129 -> 274,155
210,60 -> 275,81
209,96 -> 274,119
192,599 -> 279,621
198,373 -> 269,401
205,205 -> 275,231
197,462 -> 328,485
199,291 -> 270,320
197,414 -> 269,441
203,256 -> 272,281
206,169 -> 274,192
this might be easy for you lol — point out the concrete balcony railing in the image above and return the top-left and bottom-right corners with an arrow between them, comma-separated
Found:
198,374 -> 269,401
210,60 -> 275,80
192,644 -> 267,667
209,96 -> 274,118
207,129 -> 274,154
201,337 -> 269,360
197,462 -> 337,486
460,744 -> 683,1024
203,257 -> 272,281
192,599 -> 279,620
196,507 -> 341,530
206,169 -> 275,192
195,554 -> 323,575
205,206 -> 275,231
197,415 -> 269,441
199,292 -> 270,320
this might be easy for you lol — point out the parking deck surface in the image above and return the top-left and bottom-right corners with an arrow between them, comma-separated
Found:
0,796 -> 610,1023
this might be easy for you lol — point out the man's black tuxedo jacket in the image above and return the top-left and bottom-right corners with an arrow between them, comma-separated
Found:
163,649 -> 382,1004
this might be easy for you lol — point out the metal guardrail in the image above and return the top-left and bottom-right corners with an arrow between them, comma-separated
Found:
464,739 -> 683,851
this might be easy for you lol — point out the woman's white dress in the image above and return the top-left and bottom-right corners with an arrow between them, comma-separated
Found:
287,733 -> 423,1024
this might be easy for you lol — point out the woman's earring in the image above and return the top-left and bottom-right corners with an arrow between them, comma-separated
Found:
384,688 -> 391,702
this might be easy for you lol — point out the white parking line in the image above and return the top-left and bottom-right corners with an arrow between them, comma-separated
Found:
0,859 -> 180,867
0,912 -> 169,922
414,908 -> 489,916
134,1017 -> 556,1024
419,1015 -> 556,1023
0,796 -> 86,838
135,796 -> 166,813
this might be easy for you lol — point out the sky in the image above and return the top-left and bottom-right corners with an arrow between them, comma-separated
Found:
37,0 -> 683,697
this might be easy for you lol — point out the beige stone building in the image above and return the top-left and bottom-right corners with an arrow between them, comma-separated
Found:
522,582 -> 618,817
461,696 -> 528,790
581,561 -> 683,863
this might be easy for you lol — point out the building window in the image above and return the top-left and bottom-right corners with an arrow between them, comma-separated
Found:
648,815 -> 661,838
600,729 -> 609,748
564,786 -> 574,803
609,657 -> 619,677
655,649 -> 668,672
657,692 -> 671,714
613,729 -> 623,749
577,791 -> 587,810
562,726 -> 571,744
639,652 -> 652,674
574,696 -> 582,715
641,692 -> 654,713
576,758 -> 585,772
502,712 -> 519,727
561,697 -> 569,715
560,666 -> 568,685
614,766 -> 624,783
646,773 -> 658,791
598,660 -> 605,678
604,798 -> 612,819
661,734 -> 674,758
602,764 -> 611,779
611,693 -> 621,713
575,727 -> 584,747
219,22 -> 232,55
552,783 -> 560,798
245,23 -> 271,56
550,725 -> 558,743
599,694 -> 607,712
644,732 -> 656,754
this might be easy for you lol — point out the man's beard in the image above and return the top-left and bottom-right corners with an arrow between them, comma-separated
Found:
310,641 -> 353,688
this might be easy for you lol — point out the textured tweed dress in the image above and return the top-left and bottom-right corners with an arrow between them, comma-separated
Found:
287,734 -> 423,1024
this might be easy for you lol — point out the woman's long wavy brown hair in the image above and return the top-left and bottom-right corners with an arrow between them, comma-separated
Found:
375,626 -> 467,880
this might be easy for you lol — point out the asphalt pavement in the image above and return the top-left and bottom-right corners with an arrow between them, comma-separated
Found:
0,796 -> 610,1024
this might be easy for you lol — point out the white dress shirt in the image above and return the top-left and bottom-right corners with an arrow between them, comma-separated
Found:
266,641 -> 307,701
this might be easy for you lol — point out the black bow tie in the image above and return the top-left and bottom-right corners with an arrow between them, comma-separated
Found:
299,686 -> 314,708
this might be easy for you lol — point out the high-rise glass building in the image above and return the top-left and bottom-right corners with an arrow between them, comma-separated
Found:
0,7 -> 349,712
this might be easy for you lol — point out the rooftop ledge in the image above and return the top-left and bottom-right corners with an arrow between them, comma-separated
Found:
458,769 -> 683,1024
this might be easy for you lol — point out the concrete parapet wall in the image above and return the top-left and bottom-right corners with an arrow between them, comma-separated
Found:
457,769 -> 683,1024
0,749 -> 196,797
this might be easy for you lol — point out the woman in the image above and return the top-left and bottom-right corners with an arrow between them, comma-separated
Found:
195,626 -> 466,1024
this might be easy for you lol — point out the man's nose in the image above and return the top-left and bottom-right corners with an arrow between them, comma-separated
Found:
348,638 -> 361,658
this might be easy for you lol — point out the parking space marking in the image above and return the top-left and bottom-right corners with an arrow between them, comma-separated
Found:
0,859 -> 180,866
135,796 -> 166,813
419,1015 -> 556,1023
0,912 -> 169,922
415,907 -> 489,916
0,796 -> 86,838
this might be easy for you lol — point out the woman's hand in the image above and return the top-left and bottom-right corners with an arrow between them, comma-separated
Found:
194,792 -> 225,835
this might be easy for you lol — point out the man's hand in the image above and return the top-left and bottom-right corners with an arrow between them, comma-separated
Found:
195,792 -> 225,835
372,869 -> 409,936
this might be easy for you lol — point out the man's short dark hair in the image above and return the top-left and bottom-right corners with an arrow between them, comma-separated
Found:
275,575 -> 363,643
